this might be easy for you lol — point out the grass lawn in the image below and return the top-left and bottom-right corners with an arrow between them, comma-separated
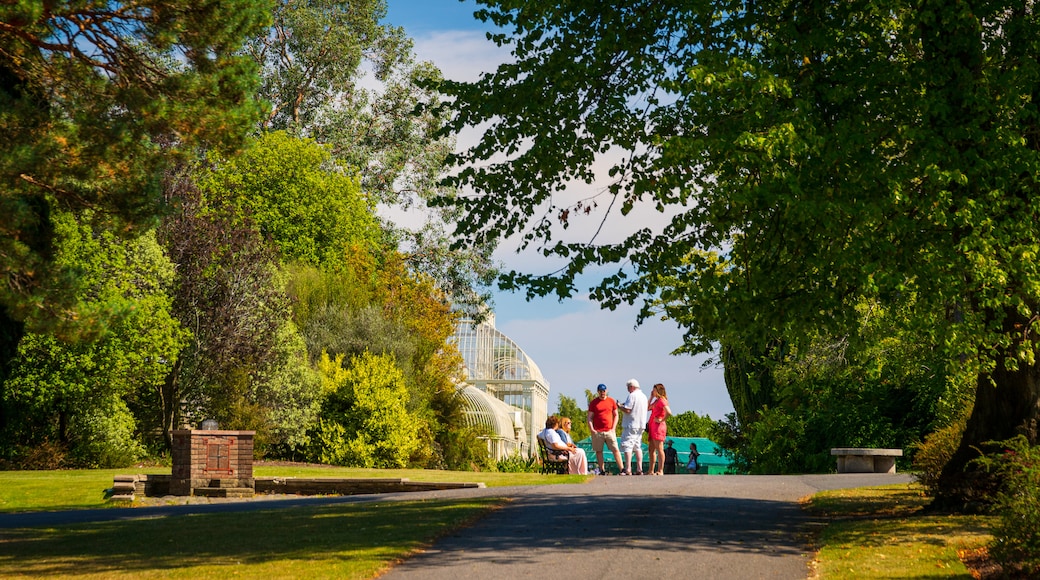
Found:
805,483 -> 995,579
0,465 -> 587,513
0,497 -> 505,579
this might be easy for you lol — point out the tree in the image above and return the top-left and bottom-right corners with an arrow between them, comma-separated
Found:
0,0 -> 270,322
0,0 -> 271,432
715,297 -> 975,474
247,0 -> 497,313
288,255 -> 470,468
438,1 -> 1040,505
667,412 -> 716,439
156,167 -> 293,450
198,131 -> 382,270
3,210 -> 186,466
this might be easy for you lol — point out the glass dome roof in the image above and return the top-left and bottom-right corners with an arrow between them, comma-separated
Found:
452,316 -> 547,385
458,385 -> 524,441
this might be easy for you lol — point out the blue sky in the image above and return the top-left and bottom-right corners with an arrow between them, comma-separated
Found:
384,1 -> 735,419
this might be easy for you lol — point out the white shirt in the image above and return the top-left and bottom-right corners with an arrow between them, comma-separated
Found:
621,388 -> 648,428
541,427 -> 566,450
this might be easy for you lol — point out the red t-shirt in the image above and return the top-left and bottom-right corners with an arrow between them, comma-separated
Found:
588,396 -> 618,432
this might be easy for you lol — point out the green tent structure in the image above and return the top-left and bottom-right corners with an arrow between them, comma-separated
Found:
575,436 -> 735,475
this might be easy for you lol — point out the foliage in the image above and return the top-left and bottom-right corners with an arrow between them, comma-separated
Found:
248,0 -> 496,313
555,394 -> 590,442
251,0 -> 434,203
311,351 -> 423,468
495,452 -> 539,473
197,131 -> 381,270
740,406 -> 819,475
667,411 -> 716,438
973,436 -> 1040,575
66,396 -> 146,469
289,256 -> 470,469
716,299 -> 968,474
0,0 -> 270,329
913,413 -> 970,497
431,422 -> 495,472
249,320 -> 322,459
439,0 -> 1040,500
156,167 -> 291,448
2,211 -> 186,467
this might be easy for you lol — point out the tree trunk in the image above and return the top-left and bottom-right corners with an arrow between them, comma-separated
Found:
0,306 -> 26,436
936,325 -> 1040,511
160,358 -> 183,451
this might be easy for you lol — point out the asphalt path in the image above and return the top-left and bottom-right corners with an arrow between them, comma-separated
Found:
382,473 -> 913,580
0,473 -> 912,579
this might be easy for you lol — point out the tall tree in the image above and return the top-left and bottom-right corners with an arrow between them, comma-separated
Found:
3,211 -> 186,466
438,1 -> 1040,505
247,0 -> 497,313
157,166 -> 292,449
197,130 -> 382,270
0,0 -> 271,320
0,0 -> 272,430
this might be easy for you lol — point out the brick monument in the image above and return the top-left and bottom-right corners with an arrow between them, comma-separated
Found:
170,424 -> 255,497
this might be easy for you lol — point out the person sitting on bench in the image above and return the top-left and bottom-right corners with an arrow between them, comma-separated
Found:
540,415 -> 588,475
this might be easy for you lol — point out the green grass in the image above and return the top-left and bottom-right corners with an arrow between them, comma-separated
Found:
805,483 -> 995,579
0,497 -> 505,579
0,468 -> 170,512
0,465 -> 586,513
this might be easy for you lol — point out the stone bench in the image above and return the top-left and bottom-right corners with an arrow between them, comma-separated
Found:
830,447 -> 903,473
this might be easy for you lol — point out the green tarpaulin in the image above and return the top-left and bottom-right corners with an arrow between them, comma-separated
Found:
574,436 -> 735,475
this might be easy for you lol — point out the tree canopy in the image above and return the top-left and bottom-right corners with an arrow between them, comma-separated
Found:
0,0 -> 271,321
438,1 -> 1040,503
248,0 -> 497,314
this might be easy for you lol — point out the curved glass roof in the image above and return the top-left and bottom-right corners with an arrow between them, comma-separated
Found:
458,385 -> 525,441
452,316 -> 547,385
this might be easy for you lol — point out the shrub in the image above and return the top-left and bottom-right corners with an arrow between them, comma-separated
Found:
495,452 -> 538,473
0,440 -> 68,470
973,435 -> 1040,575
911,414 -> 967,496
435,427 -> 495,472
68,398 -> 145,468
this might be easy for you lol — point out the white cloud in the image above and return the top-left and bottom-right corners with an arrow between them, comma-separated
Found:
413,30 -> 511,83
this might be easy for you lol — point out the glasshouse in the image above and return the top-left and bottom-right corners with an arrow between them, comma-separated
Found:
451,315 -> 549,460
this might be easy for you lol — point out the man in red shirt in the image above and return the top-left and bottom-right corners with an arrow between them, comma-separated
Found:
587,384 -> 622,475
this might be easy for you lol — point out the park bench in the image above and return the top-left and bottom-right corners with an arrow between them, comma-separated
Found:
830,447 -> 903,473
537,436 -> 569,475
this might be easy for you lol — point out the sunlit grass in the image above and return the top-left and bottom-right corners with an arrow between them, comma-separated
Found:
806,483 -> 994,579
0,465 -> 587,513
0,498 -> 504,579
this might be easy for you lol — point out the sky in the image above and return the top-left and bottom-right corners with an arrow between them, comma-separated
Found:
383,1 -> 735,419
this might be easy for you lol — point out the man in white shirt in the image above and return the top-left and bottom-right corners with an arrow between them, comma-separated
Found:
619,378 -> 648,475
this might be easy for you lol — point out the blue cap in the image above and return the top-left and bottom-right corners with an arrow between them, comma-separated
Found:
597,384 -> 607,391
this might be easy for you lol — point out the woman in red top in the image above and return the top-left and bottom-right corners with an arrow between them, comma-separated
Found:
647,383 -> 673,475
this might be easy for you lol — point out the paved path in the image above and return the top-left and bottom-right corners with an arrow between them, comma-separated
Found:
0,473 -> 912,579
382,473 -> 913,580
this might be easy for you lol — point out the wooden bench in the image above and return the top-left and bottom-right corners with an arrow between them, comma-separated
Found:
830,448 -> 903,473
537,437 -> 569,475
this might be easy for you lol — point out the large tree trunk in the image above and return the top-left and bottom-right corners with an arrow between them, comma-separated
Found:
936,326 -> 1040,511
